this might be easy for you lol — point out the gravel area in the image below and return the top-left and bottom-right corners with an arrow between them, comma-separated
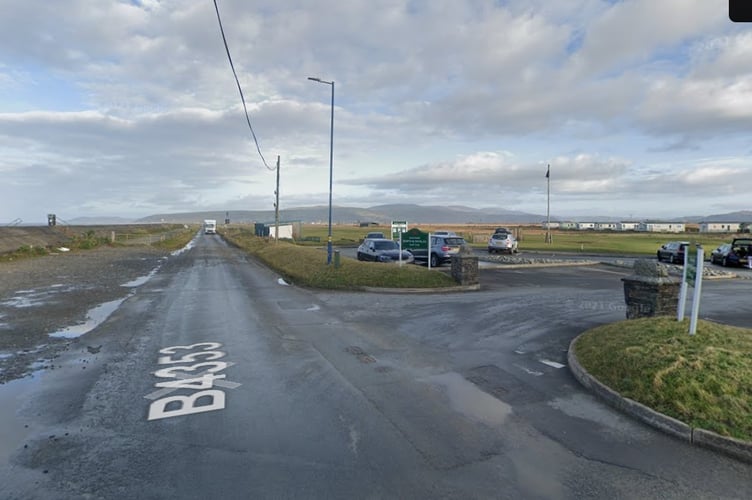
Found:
0,246 -> 173,384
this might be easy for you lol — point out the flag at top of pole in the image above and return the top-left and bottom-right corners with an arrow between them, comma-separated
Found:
546,165 -> 550,178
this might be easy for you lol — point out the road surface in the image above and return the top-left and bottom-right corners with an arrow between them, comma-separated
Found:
1,234 -> 751,499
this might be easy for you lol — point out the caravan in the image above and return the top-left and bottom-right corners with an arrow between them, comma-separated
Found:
203,219 -> 217,234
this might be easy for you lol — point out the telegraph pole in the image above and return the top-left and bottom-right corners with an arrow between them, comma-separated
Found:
274,155 -> 280,243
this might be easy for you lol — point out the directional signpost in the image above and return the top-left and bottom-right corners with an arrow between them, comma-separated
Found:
391,220 -> 408,241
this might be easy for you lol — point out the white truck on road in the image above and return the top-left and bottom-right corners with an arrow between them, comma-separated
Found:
203,219 -> 217,234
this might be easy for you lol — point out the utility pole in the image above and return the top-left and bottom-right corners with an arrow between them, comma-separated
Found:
274,155 -> 280,243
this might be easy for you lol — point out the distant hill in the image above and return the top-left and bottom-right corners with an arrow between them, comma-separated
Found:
60,206 -> 752,226
67,216 -> 136,225
137,204 -> 545,225
692,210 -> 752,223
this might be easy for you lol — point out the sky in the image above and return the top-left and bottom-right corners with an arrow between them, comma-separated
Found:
1,0 -> 751,223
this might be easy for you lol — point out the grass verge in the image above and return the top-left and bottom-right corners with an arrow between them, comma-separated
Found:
220,228 -> 457,290
574,317 -> 752,441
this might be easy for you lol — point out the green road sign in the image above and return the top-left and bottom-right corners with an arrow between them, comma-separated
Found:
401,227 -> 428,250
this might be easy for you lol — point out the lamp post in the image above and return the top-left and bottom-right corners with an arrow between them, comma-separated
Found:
307,76 -> 335,264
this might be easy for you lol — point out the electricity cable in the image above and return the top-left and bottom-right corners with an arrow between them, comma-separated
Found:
213,0 -> 274,170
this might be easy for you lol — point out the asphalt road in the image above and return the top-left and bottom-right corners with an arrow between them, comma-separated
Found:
1,234 -> 751,499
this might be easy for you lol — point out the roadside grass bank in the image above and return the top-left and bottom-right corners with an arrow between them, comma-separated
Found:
0,225 -> 196,263
220,227 -> 457,290
574,317 -> 752,441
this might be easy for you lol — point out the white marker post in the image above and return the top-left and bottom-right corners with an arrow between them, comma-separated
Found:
689,245 -> 704,335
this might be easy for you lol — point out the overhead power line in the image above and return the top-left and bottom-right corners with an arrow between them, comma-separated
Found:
213,0 -> 274,171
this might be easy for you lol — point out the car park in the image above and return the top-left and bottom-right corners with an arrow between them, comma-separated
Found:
656,241 -> 689,264
411,235 -> 466,267
711,238 -> 752,267
356,238 -> 414,263
488,232 -> 518,254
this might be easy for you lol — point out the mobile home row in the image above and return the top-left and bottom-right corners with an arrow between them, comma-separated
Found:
542,221 -> 748,233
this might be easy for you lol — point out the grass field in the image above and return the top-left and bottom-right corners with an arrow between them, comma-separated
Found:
296,223 -> 735,255
575,317 -> 752,441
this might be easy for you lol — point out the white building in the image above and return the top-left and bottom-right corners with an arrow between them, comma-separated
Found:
638,222 -> 686,233
576,222 -> 596,230
699,222 -> 741,233
595,222 -> 617,231
616,222 -> 639,231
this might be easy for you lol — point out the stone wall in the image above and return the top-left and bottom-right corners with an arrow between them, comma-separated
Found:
621,259 -> 680,319
451,248 -> 479,286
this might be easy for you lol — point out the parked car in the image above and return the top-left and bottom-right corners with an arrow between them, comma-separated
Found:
488,232 -> 518,254
493,227 -> 512,234
656,241 -> 689,264
411,235 -> 466,267
710,243 -> 732,266
432,230 -> 457,237
364,231 -> 385,240
356,238 -> 414,263
711,238 -> 752,267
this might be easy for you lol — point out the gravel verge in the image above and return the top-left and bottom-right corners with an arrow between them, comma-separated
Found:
0,246 -> 172,384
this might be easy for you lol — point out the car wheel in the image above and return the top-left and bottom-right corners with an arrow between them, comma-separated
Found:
656,252 -> 662,262
722,256 -> 728,267
430,254 -> 439,267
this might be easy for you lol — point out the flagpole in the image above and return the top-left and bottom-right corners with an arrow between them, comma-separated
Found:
545,164 -> 552,244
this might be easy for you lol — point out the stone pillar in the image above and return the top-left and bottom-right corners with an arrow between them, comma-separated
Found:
451,246 -> 479,287
621,259 -> 680,319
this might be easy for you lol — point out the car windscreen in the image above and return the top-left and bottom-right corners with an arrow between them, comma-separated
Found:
374,240 -> 398,250
492,234 -> 509,240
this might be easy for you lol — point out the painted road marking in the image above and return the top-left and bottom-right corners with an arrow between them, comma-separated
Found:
539,359 -> 566,369
145,342 -> 241,421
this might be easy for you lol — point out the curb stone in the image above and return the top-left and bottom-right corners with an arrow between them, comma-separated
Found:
568,334 -> 752,464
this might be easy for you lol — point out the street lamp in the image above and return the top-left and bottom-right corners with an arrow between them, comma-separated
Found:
307,76 -> 335,265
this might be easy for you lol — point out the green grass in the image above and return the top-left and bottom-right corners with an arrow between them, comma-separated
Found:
574,317 -> 752,440
297,224 -> 733,255
220,227 -> 457,290
0,225 -> 199,263
149,227 -> 199,251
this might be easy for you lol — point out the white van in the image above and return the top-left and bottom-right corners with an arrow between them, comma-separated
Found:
204,219 -> 217,234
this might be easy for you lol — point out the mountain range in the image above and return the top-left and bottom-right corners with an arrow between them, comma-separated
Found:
118,205 -> 752,226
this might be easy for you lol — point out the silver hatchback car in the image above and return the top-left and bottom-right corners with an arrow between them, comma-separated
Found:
488,232 -> 518,254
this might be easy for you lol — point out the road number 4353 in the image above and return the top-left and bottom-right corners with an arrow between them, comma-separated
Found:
147,342 -> 232,421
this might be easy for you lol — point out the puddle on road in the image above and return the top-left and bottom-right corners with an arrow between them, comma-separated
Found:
48,296 -> 130,339
427,372 -> 513,426
171,238 -> 196,256
0,373 -> 43,464
121,266 -> 160,288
